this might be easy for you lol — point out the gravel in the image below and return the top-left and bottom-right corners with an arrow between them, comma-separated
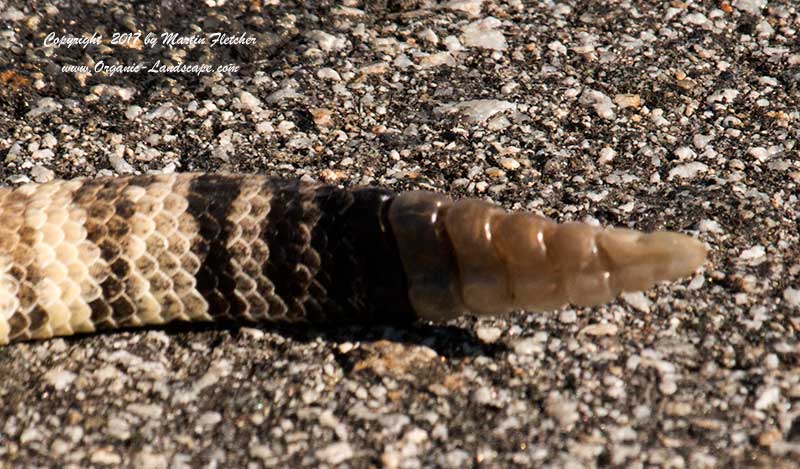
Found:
1,0 -> 799,467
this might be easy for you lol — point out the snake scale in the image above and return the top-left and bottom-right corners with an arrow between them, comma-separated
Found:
0,173 -> 706,345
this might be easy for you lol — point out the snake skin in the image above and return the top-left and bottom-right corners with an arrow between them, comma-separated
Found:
0,173 -> 414,345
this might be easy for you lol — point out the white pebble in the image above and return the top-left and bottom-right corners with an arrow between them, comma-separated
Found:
461,17 -> 507,51
109,152 -> 135,175
44,368 -> 77,391
579,89 -> 615,120
513,337 -> 543,355
435,99 -> 516,123
739,245 -> 765,260
733,0 -> 766,15
238,91 -> 262,112
674,146 -> 696,160
125,105 -> 142,120
683,12 -> 708,26
498,157 -> 520,170
692,134 -> 713,149
418,28 -> 439,45
107,417 -> 131,440
668,162 -> 708,180
1,7 -> 25,21
558,310 -> 577,324
764,353 -> 779,370
754,387 -> 781,410
316,67 -> 341,81
748,147 -> 769,162
476,326 -> 502,343
255,121 -> 274,134
307,30 -> 346,52
698,219 -> 723,233
445,0 -> 483,17
545,393 -> 579,430
442,35 -> 464,52
783,288 -> 800,307
27,97 -> 62,118
316,442 -> 354,465
198,411 -> 222,427
419,52 -> 456,68
622,292 -> 652,313
90,449 -> 122,466
598,147 -> 616,164
31,149 -> 54,160
581,323 -> 618,336
31,165 -> 55,183
659,377 -> 677,395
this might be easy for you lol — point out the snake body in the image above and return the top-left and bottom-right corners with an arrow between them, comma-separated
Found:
0,173 -> 706,345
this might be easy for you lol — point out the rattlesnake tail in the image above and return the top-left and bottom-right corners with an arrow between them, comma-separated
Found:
0,173 -> 706,345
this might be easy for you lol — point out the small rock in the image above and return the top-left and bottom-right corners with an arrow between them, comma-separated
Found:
545,392 -> 579,430
784,288 -> 800,307
598,147 -> 616,164
317,67 -> 341,81
1,7 -> 26,21
198,411 -> 222,427
316,442 -> 353,465
755,387 -> 781,410
255,121 -> 274,134
125,105 -> 142,120
659,377 -> 678,395
558,310 -> 577,324
755,20 -> 774,37
683,12 -> 708,26
476,326 -> 502,343
357,62 -> 389,75
613,94 -> 641,109
20,427 -> 42,444
90,449 -> 122,466
310,108 -> 334,127
435,99 -> 516,123
266,86 -> 303,104
498,157 -> 520,170
109,149 -> 135,175
472,386 -> 495,405
668,162 -> 708,180
127,403 -> 163,419
146,104 -> 177,120
733,0 -> 766,15
580,89 -> 615,120
461,17 -> 507,51
134,452 -> 169,469
44,368 -> 77,391
581,323 -> 618,336
307,30 -> 346,52
442,35 -> 463,52
418,28 -> 439,45
739,245 -> 766,261
513,337 -> 543,355
674,146 -> 696,160
698,219 -> 723,234
107,417 -> 130,440
693,134 -> 713,149
758,428 -> 782,447
749,147 -> 769,162
622,292 -> 652,313
31,165 -> 55,183
419,52 -> 456,68
27,97 -> 62,117
445,0 -> 483,17
210,84 -> 229,96
238,91 -> 262,112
